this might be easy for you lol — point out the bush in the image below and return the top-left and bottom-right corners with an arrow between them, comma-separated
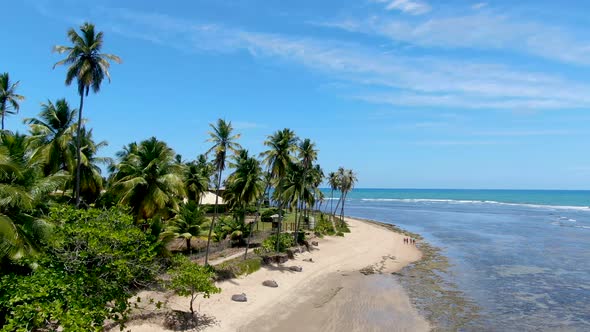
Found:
336,232 -> 344,237
256,233 -> 295,254
0,206 -> 164,331
168,255 -> 220,315
336,221 -> 351,233
314,218 -> 335,236
214,256 -> 262,280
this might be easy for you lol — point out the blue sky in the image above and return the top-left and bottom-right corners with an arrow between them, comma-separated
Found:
3,0 -> 590,189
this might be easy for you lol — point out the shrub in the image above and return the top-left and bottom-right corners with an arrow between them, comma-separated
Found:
0,206 -> 164,331
336,221 -> 351,233
314,218 -> 335,236
168,255 -> 220,315
256,233 -> 295,254
214,256 -> 262,280
336,232 -> 344,237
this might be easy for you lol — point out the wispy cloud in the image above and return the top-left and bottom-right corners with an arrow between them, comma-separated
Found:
36,5 -> 590,112
472,2 -> 487,10
317,12 -> 590,66
374,0 -> 431,15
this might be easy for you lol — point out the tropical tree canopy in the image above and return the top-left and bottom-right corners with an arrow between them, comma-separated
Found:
25,99 -> 77,176
109,137 -> 185,222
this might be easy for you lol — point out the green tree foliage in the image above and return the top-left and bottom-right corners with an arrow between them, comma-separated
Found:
53,22 -> 121,207
214,215 -> 251,246
168,255 -> 220,315
160,201 -> 209,253
109,137 -> 185,222
185,155 -> 211,204
0,206 -> 163,331
25,99 -> 77,177
0,131 -> 66,265
0,73 -> 25,131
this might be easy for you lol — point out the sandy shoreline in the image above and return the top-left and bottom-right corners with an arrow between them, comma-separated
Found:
120,217 -> 429,331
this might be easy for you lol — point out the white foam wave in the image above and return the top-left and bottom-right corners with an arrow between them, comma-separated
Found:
359,198 -> 590,211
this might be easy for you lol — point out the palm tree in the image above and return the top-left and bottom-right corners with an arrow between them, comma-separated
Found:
339,169 -> 357,221
53,22 -> 121,207
0,73 -> 25,131
25,99 -> 77,177
109,137 -> 185,223
328,171 -> 339,217
160,201 -> 209,254
0,131 -> 66,265
224,150 -> 264,256
261,128 -> 298,251
294,139 -> 318,239
203,119 -> 241,265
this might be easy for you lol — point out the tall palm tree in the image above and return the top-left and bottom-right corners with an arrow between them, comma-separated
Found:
109,137 -> 185,222
293,139 -> 318,239
224,150 -> 264,254
261,128 -> 298,251
53,22 -> 121,207
203,119 -> 241,265
339,169 -> 357,221
25,99 -> 77,177
328,171 -> 339,216
0,73 -> 25,131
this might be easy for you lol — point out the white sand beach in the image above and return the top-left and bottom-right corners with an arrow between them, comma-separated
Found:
119,217 -> 429,332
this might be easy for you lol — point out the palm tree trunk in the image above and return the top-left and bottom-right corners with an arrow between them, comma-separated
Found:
244,178 -> 271,260
74,92 -> 84,208
329,189 -> 334,214
340,191 -> 347,222
1,111 -> 5,131
204,167 -> 223,265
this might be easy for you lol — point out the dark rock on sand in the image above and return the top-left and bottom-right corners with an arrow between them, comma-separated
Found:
263,280 -> 279,288
231,293 -> 247,302
311,241 -> 319,246
289,266 -> 303,272
303,258 -> 314,263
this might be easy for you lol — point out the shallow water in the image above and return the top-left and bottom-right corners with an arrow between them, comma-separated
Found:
338,189 -> 590,331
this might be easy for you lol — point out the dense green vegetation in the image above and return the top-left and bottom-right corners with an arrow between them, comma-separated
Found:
0,21 -> 358,331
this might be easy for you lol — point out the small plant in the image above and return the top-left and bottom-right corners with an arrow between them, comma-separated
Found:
256,233 -> 295,253
168,255 -> 221,315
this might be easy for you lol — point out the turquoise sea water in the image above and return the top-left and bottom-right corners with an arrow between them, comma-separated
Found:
324,189 -> 590,331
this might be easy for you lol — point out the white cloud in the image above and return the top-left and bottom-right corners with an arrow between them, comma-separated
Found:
375,0 -> 432,15
318,13 -> 590,66
43,6 -> 590,111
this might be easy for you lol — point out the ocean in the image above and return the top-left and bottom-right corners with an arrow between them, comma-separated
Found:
323,189 -> 590,331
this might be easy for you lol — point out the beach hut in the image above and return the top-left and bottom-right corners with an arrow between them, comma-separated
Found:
199,191 -> 225,205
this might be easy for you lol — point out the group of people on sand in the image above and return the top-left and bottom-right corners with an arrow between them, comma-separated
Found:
404,237 -> 416,245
